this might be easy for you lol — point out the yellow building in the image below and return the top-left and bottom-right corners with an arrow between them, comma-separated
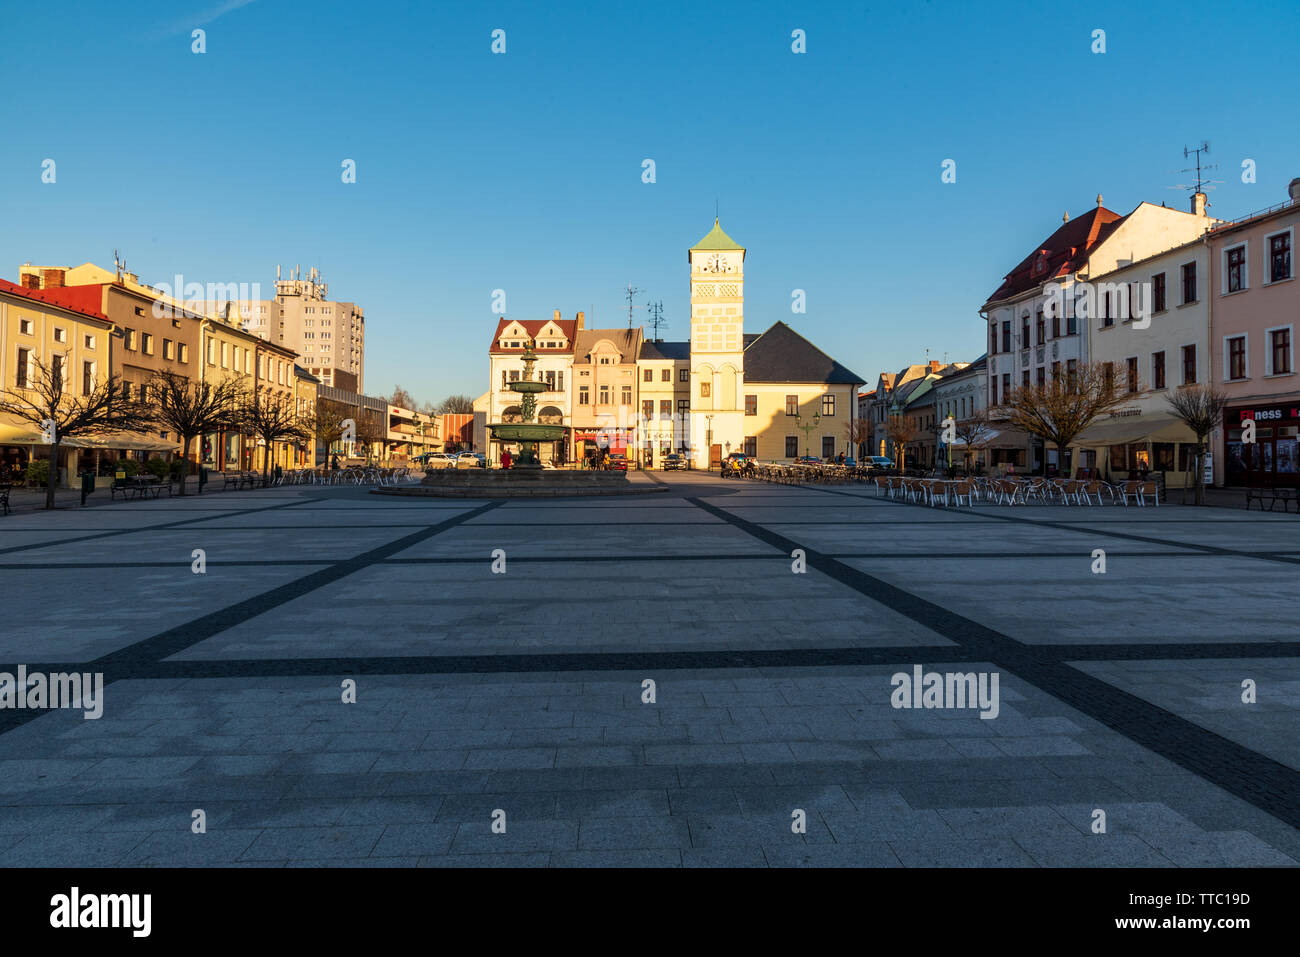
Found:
0,279 -> 118,484
739,322 -> 863,462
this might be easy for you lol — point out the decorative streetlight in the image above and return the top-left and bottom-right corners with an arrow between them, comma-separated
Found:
704,414 -> 714,469
794,409 -> 821,461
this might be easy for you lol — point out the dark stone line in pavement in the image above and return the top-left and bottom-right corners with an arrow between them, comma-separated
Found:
687,495 -> 1300,830
0,495 -> 329,557
0,500 -> 505,737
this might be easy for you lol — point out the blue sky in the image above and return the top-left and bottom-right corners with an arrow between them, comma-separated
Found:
5,0 -> 1298,404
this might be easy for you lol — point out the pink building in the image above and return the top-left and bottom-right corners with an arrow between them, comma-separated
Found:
1210,178 -> 1300,488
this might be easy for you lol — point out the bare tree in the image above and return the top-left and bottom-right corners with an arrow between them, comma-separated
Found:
352,413 -> 386,465
148,371 -> 244,494
884,413 -> 917,471
954,408 -> 997,472
388,385 -> 416,410
1166,385 -> 1229,506
438,394 -> 475,415
238,389 -> 308,484
999,362 -> 1130,475
0,357 -> 155,509
843,418 -> 871,459
311,400 -> 349,466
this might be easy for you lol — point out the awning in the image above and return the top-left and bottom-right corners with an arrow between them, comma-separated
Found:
947,430 -> 1000,447
0,423 -> 177,452
1074,414 -> 1193,446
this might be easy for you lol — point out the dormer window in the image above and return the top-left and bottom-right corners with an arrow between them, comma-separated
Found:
1032,250 -> 1050,277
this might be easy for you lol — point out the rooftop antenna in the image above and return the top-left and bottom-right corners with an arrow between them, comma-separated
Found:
1167,141 -> 1224,198
647,299 -> 667,339
624,283 -> 643,329
113,249 -> 123,281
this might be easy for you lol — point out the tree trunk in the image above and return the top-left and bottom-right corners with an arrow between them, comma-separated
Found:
179,436 -> 193,496
1195,440 -> 1207,507
45,441 -> 60,510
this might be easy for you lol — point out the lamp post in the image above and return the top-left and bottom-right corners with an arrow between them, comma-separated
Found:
794,409 -> 821,461
704,414 -> 714,470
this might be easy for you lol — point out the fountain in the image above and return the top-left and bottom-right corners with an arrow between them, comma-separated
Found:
372,336 -> 667,498
488,337 -> 567,469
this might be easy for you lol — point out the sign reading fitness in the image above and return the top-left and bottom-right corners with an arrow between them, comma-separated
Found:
1225,405 -> 1300,485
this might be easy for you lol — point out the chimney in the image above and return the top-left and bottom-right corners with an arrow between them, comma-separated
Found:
929,360 -> 941,372
1191,191 -> 1207,216
20,273 -> 39,289
1289,178 -> 1300,204
43,268 -> 65,289
553,309 -> 561,320
575,310 -> 585,330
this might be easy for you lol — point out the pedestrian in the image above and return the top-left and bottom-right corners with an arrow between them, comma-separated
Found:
501,448 -> 513,470
331,453 -> 340,470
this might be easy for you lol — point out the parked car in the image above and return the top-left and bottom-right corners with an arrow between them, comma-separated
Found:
663,452 -> 688,471
867,456 -> 895,468
795,455 -> 822,464
455,452 -> 486,469
607,453 -> 628,472
423,452 -> 459,470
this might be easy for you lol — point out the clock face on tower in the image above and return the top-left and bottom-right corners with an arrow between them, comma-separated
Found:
704,254 -> 728,274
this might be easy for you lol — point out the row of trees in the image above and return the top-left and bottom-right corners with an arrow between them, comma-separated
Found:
0,360 -> 357,509
874,362 -> 1228,505
386,386 -> 473,417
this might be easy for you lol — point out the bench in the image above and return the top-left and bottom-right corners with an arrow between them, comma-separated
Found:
1246,487 -> 1297,512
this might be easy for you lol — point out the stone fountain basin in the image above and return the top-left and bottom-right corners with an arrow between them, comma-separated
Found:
490,423 -> 567,442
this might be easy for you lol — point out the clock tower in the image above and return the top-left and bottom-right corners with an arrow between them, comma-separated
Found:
688,219 -> 746,469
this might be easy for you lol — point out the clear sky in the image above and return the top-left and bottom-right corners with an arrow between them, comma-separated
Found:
5,0 -> 1297,404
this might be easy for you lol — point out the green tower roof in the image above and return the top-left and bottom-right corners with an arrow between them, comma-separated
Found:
691,219 -> 744,252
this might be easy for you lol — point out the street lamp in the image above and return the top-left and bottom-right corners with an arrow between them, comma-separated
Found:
704,414 -> 714,469
794,409 -> 821,461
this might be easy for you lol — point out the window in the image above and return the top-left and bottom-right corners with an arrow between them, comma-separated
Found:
1102,291 -> 1113,327
743,437 -> 757,457
124,328 -> 136,350
1022,370 -> 1030,388
745,395 -> 757,416
53,327 -> 67,343
19,318 -> 33,335
990,377 -> 998,405
620,386 -> 632,405
822,437 -> 836,459
1001,374 -> 1010,403
1021,315 -> 1030,348
1181,262 -> 1197,303
599,386 -> 610,404
1103,362 -> 1115,392
1153,273 -> 1166,312
142,333 -> 154,355
207,339 -> 216,364
84,334 -> 95,349
699,381 -> 711,398
50,354 -> 65,390
677,399 -> 689,414
1036,367 -> 1045,388
660,400 -> 672,416
643,368 -> 652,382
1227,335 -> 1247,380
785,436 -> 799,458
1051,311 -> 1060,339
15,348 -> 30,388
134,306 -> 144,317
121,380 -> 131,400
661,368 -> 671,382
1066,358 -> 1078,384
1126,357 -> 1138,393
822,394 -> 836,416
680,368 -> 689,382
1051,361 -> 1061,380
1268,231 -> 1292,283
1152,351 -> 1165,390
1269,327 -> 1292,375
1035,310 -> 1045,346
579,387 -> 589,404
1001,321 -> 1011,352
163,338 -> 174,360
990,323 -> 998,355
221,342 -> 229,368
1182,344 -> 1197,384
643,400 -> 654,419
785,395 -> 799,416
82,360 -> 95,396
1226,245 -> 1247,293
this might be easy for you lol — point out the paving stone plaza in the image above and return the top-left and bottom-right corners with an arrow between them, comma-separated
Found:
1,472 -> 1296,867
